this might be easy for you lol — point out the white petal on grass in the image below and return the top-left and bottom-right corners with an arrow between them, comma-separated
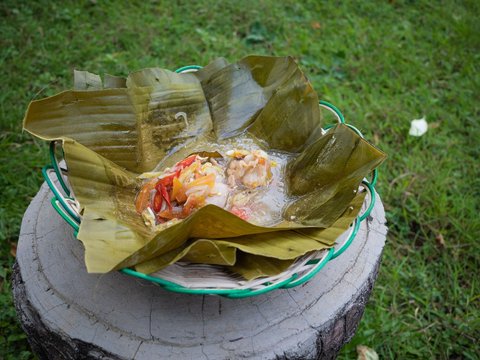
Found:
409,116 -> 428,136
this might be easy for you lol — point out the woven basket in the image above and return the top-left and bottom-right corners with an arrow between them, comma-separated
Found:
41,66 -> 379,298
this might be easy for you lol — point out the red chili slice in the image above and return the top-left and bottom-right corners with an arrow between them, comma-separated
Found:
160,184 -> 172,210
175,155 -> 197,170
152,191 -> 163,212
156,173 -> 177,188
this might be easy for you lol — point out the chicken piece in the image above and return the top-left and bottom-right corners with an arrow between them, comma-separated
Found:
226,149 -> 272,188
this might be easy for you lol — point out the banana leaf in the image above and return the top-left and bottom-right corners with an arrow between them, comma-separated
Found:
230,254 -> 295,281
23,55 -> 386,275
73,70 -> 103,90
135,191 -> 365,278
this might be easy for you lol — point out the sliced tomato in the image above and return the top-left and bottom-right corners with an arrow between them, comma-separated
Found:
157,209 -> 174,220
135,178 -> 157,214
230,207 -> 250,220
182,194 -> 205,217
157,208 -> 187,220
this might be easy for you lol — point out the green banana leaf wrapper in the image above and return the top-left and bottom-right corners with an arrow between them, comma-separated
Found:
23,56 -> 386,280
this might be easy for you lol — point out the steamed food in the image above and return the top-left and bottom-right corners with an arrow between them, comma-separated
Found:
135,148 -> 287,228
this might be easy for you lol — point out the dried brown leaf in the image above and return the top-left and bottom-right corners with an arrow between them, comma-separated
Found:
10,242 -> 17,257
436,233 -> 446,248
357,345 -> 379,360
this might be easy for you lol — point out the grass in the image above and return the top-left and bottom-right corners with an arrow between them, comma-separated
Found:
1,0 -> 479,358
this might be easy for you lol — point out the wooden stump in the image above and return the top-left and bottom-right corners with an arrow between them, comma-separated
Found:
13,183 -> 387,360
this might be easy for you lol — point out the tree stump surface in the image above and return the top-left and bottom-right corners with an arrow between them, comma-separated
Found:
13,183 -> 387,360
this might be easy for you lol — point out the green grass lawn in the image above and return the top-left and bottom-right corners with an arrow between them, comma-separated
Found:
1,1 -> 479,358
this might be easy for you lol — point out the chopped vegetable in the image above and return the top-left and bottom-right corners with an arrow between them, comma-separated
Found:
175,154 -> 198,170
185,173 -> 215,190
135,178 -> 157,214
183,194 -> 205,216
159,184 -> 172,210
136,149 -> 275,227
152,191 -> 163,212
171,177 -> 186,202
156,172 -> 179,188
230,207 -> 250,220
